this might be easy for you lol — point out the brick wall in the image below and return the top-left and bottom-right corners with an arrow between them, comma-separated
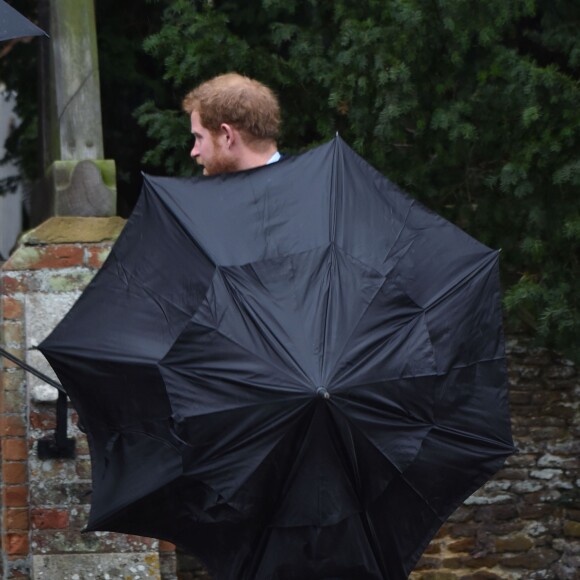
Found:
1,218 -> 578,579
0,217 -> 177,580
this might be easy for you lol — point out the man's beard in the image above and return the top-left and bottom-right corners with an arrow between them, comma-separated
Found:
202,138 -> 239,176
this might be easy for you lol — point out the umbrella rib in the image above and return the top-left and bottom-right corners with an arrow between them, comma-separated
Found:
217,270 -> 315,386
359,512 -> 392,580
321,242 -> 420,387
329,136 -> 339,243
330,403 -> 447,522
186,318 -> 312,391
329,309 -> 432,388
166,365 -> 308,409
424,251 -> 499,311
319,245 -> 335,383
429,423 -> 516,452
382,200 -> 416,265
333,355 -> 507,393
322,274 -> 387,384
146,178 -> 218,266
105,259 -> 196,320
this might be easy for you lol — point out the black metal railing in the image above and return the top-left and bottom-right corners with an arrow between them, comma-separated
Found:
0,346 -> 75,459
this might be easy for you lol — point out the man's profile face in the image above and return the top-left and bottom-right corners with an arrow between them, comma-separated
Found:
189,110 -> 237,176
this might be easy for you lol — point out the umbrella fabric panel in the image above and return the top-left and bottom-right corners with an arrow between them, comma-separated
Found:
330,140 -> 417,274
42,354 -> 185,532
98,481 -> 393,580
159,242 -> 436,522
84,422 -> 183,530
327,274 -> 438,388
0,0 -> 46,41
108,179 -> 216,335
175,244 -> 388,391
146,142 -> 336,267
390,203 -> 494,310
366,476 -> 449,579
39,182 -> 217,423
43,353 -> 172,428
423,254 -> 505,371
371,435 -> 513,578
250,516 -> 392,580
328,139 -> 492,280
41,184 -> 215,363
432,361 -> 512,448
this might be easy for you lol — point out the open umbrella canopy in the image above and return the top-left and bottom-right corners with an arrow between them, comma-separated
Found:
40,136 -> 515,580
0,0 -> 46,41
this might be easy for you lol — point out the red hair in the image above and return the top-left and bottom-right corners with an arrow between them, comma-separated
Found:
183,73 -> 280,147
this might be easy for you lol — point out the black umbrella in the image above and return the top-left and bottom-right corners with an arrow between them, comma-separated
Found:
0,0 -> 47,41
39,137 -> 515,580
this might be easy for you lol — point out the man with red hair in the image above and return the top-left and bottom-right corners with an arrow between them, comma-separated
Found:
182,72 -> 281,175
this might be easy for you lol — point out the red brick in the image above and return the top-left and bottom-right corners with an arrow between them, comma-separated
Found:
1,297 -> 23,320
2,462 -> 27,484
30,411 -> 56,431
5,532 -> 29,555
4,486 -> 29,507
86,246 -> 111,269
0,275 -> 27,294
31,509 -> 69,529
4,508 -> 29,530
0,415 -> 26,437
2,438 -> 28,460
448,538 -> 476,552
31,246 -> 84,269
159,540 -> 176,552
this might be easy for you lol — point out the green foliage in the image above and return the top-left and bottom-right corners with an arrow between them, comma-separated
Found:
2,0 -> 579,360
136,0 -> 580,360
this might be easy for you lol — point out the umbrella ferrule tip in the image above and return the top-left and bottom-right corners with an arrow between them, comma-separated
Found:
316,387 -> 330,400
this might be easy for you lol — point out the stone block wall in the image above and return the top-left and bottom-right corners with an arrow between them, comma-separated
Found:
410,338 -> 580,580
0,217 -> 177,579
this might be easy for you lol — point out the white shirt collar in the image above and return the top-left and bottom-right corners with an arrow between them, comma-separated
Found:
267,151 -> 281,164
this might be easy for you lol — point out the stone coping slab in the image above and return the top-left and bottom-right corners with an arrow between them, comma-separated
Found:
21,216 -> 126,246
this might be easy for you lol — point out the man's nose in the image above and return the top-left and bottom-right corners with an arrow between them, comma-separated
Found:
190,143 -> 199,159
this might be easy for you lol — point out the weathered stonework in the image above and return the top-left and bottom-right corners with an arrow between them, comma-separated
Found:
33,552 -> 161,579
45,160 -> 117,219
0,218 -> 177,580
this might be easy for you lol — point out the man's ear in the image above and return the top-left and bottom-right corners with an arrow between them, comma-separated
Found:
220,123 -> 236,149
